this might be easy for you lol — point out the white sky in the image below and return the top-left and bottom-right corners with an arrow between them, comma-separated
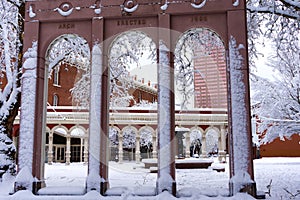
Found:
252,39 -> 280,81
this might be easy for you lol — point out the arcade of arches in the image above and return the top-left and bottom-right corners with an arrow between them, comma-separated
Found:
42,122 -> 228,165
16,0 -> 256,197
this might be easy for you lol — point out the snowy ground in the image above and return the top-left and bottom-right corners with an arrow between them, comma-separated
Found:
0,157 -> 299,199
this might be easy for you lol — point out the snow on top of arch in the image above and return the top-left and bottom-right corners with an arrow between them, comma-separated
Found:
47,35 -> 90,74
175,126 -> 190,132
70,128 -> 85,137
54,127 -> 67,135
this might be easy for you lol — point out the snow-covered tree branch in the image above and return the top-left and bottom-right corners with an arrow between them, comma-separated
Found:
0,0 -> 24,180
247,0 -> 300,19
109,31 -> 156,107
247,0 -> 299,66
251,40 -> 300,144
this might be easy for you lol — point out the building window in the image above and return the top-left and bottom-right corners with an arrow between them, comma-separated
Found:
138,92 -> 142,102
53,67 -> 60,86
53,94 -> 59,106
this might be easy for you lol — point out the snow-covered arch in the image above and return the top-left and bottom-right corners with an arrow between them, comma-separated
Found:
205,127 -> 220,155
204,126 -> 220,137
45,34 -> 91,108
189,126 -> 204,143
69,125 -> 87,138
51,125 -> 68,137
17,0 -> 254,195
45,34 -> 90,73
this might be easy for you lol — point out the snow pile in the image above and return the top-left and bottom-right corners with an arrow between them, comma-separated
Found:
0,128 -> 16,180
14,166 -> 34,191
157,174 -> 175,195
229,170 -> 254,194
86,169 -> 102,192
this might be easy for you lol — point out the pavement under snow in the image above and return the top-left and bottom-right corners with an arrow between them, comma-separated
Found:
0,157 -> 299,199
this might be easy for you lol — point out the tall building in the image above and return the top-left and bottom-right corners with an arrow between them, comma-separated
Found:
193,39 -> 227,109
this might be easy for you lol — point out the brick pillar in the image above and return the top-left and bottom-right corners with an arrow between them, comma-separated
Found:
157,13 -> 176,195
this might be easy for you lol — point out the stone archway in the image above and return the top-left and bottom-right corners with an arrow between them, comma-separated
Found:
17,0 -> 255,197
189,127 -> 204,157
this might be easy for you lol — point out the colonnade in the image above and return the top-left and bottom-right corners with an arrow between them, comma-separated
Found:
45,124 -> 227,164
46,126 -> 88,165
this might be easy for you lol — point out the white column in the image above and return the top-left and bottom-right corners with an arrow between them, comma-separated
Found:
218,126 -> 227,162
152,135 -> 157,159
135,134 -> 141,163
83,135 -> 89,164
48,132 -> 53,164
66,134 -> 71,165
185,132 -> 190,158
118,133 -> 123,163
201,134 -> 207,158
80,138 -> 83,163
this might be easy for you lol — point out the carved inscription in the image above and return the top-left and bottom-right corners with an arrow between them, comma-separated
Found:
191,15 -> 208,22
58,23 -> 75,29
117,19 -> 146,26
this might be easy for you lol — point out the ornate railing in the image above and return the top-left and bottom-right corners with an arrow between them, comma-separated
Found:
14,106 -> 227,126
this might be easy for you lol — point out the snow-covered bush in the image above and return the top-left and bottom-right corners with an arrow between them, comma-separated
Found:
122,128 -> 136,149
0,126 -> 16,181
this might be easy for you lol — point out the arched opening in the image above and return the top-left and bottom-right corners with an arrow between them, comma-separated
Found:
46,34 -> 90,107
108,30 -> 157,108
43,34 -> 90,189
206,128 -> 219,156
174,28 -> 229,191
139,126 -> 154,159
109,126 -> 119,161
122,126 -> 137,161
107,30 -> 157,189
190,128 -> 203,157
174,28 -> 227,110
